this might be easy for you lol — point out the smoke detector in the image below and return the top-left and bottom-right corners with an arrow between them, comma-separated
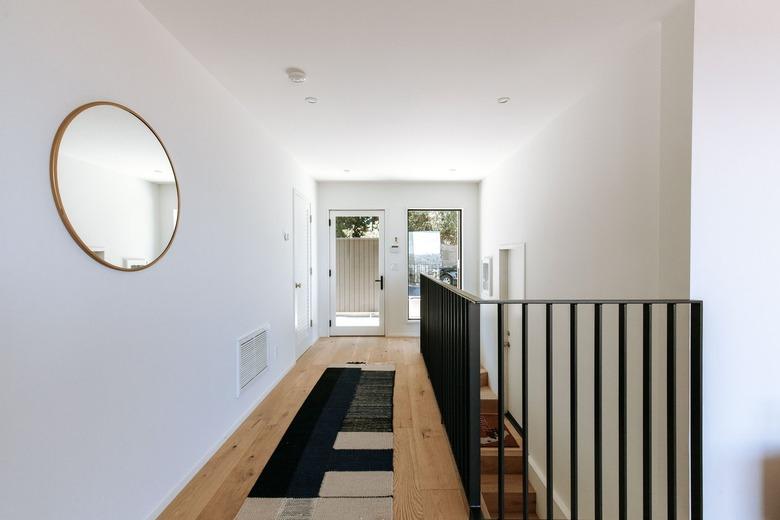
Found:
497,96 -> 511,104
286,67 -> 307,84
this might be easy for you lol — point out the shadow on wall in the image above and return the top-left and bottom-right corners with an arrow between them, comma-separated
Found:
765,454 -> 780,520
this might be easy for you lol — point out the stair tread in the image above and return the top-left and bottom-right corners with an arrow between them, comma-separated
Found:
481,446 -> 523,455
481,386 -> 497,400
480,473 -> 535,493
482,512 -> 539,520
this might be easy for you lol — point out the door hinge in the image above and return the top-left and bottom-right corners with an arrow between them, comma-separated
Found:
310,319 -> 313,327
310,267 -> 313,275
329,319 -> 332,327
329,269 -> 332,277
328,218 -> 332,227
309,214 -> 312,223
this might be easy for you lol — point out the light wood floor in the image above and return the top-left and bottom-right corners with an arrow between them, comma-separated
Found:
159,336 -> 470,520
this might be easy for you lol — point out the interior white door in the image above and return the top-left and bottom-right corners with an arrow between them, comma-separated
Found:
329,210 -> 385,336
293,190 -> 312,358
500,244 -> 526,422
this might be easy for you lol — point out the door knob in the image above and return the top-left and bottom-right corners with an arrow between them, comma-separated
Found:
295,282 -> 302,288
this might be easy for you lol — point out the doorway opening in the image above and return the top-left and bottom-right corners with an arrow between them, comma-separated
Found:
329,210 -> 386,336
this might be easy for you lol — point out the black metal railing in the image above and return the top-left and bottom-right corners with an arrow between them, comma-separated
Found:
420,274 -> 703,520
420,275 -> 482,518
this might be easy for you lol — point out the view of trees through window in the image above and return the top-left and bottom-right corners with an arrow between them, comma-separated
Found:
335,216 -> 379,238
407,209 -> 461,319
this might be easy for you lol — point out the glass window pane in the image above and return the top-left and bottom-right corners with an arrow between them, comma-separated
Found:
334,216 -> 379,238
407,209 -> 461,319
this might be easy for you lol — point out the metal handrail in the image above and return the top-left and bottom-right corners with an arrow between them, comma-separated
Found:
421,274 -> 702,304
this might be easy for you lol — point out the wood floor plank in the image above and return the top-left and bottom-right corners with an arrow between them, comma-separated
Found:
422,489 -> 470,520
158,337 -> 468,520
393,427 -> 424,519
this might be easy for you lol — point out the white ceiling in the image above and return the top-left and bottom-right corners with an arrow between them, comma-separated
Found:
140,0 -> 681,181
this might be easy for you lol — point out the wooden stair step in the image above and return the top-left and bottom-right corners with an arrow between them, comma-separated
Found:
481,386 -> 497,413
481,507 -> 539,520
480,492 -> 539,519
481,446 -> 523,474
480,366 -> 489,387
481,473 -> 537,515
480,418 -> 524,473
480,473 -> 532,493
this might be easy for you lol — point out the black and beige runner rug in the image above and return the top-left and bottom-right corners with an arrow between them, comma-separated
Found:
236,363 -> 395,520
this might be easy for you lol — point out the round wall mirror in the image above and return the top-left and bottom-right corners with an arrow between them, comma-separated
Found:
50,102 -> 180,271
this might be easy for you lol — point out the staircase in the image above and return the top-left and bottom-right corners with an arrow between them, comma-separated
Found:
421,275 -> 704,520
479,367 -> 538,520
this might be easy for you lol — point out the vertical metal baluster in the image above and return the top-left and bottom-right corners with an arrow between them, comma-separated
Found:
594,303 -> 603,520
570,303 -> 578,520
619,304 -> 627,520
457,297 -> 462,502
522,303 -> 529,520
691,303 -> 703,520
468,300 -> 482,517
456,297 -> 464,488
443,290 -> 447,425
667,303 -> 677,520
643,303 -> 653,520
546,304 -> 554,519
497,303 -> 505,520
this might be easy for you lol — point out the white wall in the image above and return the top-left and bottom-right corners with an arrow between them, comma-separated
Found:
317,181 -> 479,337
691,2 -> 780,519
659,2 -> 694,298
0,1 -> 317,519
479,5 -> 693,518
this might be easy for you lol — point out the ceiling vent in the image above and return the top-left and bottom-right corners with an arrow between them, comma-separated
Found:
236,325 -> 270,396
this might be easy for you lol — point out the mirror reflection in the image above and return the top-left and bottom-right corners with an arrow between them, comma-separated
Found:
52,103 -> 179,270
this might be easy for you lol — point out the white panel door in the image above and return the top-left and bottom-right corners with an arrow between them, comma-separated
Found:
329,210 -> 385,336
293,190 -> 312,358
500,244 -> 526,422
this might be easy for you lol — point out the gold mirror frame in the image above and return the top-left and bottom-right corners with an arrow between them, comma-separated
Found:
50,101 -> 181,272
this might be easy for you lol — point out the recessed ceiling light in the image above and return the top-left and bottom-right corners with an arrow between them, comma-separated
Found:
449,168 -> 457,172
153,169 -> 163,174
497,96 -> 511,104
305,96 -> 318,104
286,67 -> 307,83
344,169 -> 351,173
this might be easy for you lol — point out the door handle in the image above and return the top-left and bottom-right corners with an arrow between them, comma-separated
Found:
295,282 -> 302,288
374,275 -> 384,290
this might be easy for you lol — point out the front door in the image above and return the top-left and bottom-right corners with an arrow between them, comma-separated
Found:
329,210 -> 385,336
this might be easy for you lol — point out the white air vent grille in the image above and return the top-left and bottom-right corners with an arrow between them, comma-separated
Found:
237,325 -> 270,396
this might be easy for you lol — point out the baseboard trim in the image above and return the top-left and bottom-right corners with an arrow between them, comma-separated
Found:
526,453 -> 571,520
145,361 -> 295,520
